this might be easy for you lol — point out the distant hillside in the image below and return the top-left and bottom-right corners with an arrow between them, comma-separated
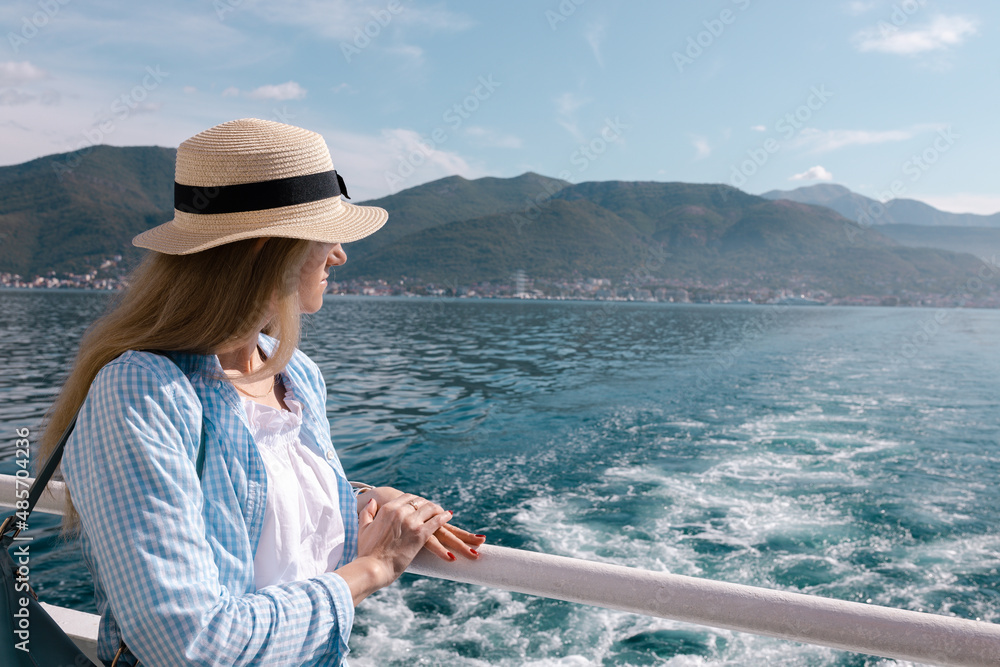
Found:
761,183 -> 1000,227
345,172 -> 569,262
344,197 -> 645,283
0,146 -> 992,299
0,145 -> 175,276
877,224 -> 1000,262
341,180 -> 988,297
882,198 -> 1000,227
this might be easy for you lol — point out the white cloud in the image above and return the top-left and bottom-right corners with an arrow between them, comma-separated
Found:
183,86 -> 197,94
228,1 -> 370,39
845,1 -> 878,16
382,128 -> 476,173
750,124 -> 767,132
241,0 -> 473,41
585,21 -> 606,68
223,1 -> 469,68
6,5 -> 258,71
383,44 -> 425,64
221,83 -> 308,101
0,61 -> 48,86
555,92 -> 590,141
792,124 -> 941,153
247,81 -> 307,101
331,83 -> 355,95
464,126 -> 522,149
0,89 -> 36,106
854,15 -> 978,55
790,165 -> 834,181
0,91 -> 203,167
130,102 -> 162,115
914,194 -> 1000,216
0,86 -> 59,106
691,135 -> 711,159
556,92 -> 588,117
320,127 -> 483,198
397,5 -> 476,32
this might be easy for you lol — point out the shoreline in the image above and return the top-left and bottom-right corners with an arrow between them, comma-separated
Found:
2,286 -> 999,309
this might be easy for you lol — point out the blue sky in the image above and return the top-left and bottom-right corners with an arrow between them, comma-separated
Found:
0,0 -> 997,213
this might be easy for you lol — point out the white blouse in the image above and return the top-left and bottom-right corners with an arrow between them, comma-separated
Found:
243,385 -> 345,589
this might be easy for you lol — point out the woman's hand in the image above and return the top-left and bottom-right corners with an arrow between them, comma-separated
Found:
357,486 -> 486,561
337,493 -> 452,605
357,493 -> 450,580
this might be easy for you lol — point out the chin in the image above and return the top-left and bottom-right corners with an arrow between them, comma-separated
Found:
296,294 -> 323,314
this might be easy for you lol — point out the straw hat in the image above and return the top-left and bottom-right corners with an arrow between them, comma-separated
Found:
132,118 -> 388,254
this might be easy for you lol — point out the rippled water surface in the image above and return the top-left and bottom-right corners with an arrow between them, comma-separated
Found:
2,291 -> 999,666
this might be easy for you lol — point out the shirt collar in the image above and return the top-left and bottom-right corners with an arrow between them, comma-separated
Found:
164,332 -> 281,387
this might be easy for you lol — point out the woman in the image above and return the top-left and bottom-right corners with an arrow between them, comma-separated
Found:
45,118 -> 484,666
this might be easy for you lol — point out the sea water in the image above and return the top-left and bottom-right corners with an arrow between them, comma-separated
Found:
1,291 -> 998,666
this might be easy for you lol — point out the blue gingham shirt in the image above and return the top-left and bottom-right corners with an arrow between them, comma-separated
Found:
62,333 -> 359,666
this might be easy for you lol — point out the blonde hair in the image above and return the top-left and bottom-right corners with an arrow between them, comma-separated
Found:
41,236 -> 315,532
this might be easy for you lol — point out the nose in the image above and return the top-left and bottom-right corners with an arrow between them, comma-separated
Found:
328,243 -> 347,267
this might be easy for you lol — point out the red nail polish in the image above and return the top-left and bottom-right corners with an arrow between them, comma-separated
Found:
470,549 -> 479,556
475,534 -> 486,538
447,552 -> 456,561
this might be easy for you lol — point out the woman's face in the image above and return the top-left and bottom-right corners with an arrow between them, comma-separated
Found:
298,241 -> 346,313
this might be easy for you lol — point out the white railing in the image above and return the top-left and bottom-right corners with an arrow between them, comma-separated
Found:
4,474 -> 1000,666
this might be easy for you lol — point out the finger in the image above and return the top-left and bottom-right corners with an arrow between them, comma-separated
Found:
434,525 -> 480,560
440,524 -> 486,546
413,499 -> 449,523
381,493 -> 421,513
420,509 -> 452,538
358,498 -> 377,529
355,489 -> 375,510
382,494 -> 447,536
420,535 -> 456,562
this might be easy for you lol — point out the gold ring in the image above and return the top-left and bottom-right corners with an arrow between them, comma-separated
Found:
407,500 -> 419,510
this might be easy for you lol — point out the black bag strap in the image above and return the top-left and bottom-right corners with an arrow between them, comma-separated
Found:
24,409 -> 79,518
1,350 -> 207,539
0,405 -> 82,540
1,350 -> 207,667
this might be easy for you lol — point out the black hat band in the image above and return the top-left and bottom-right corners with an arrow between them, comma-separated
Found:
174,170 -> 351,215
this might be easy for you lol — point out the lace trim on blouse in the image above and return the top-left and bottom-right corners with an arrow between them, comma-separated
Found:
243,380 -> 345,588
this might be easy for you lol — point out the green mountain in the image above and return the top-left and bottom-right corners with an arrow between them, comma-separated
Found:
345,171 -> 570,261
343,197 -> 645,284
0,145 -> 991,299
0,147 -> 568,277
342,180 -> 988,297
875,224 -> 1000,262
0,145 -> 176,276
761,183 -> 1000,228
